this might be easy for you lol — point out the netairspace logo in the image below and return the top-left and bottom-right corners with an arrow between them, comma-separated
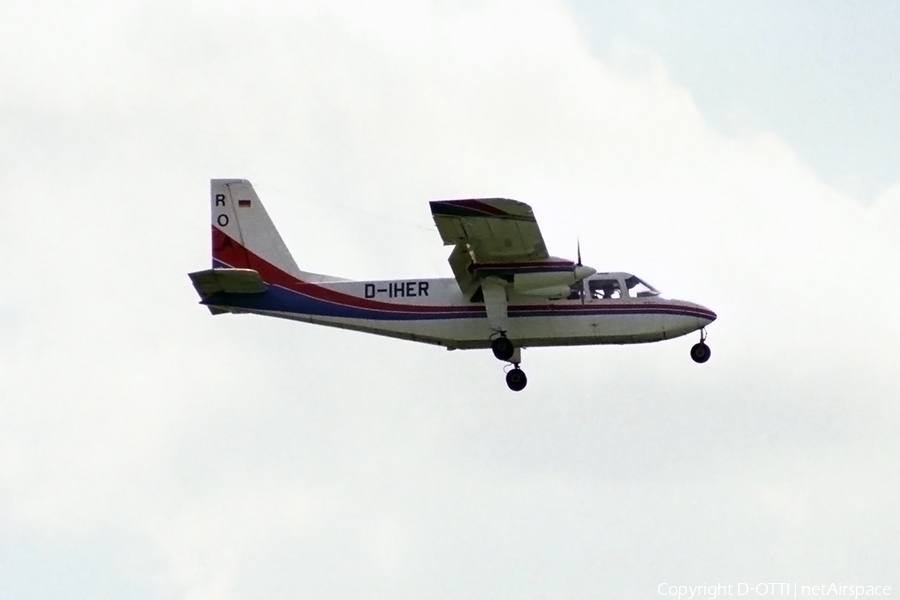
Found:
657,583 -> 892,599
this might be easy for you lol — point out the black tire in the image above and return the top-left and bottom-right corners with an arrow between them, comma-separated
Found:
506,368 -> 528,392
491,336 -> 515,361
690,342 -> 711,364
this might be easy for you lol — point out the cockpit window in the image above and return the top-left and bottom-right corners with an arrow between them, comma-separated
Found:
589,279 -> 621,300
625,275 -> 659,298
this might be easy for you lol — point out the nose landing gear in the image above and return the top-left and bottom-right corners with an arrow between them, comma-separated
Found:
691,328 -> 711,363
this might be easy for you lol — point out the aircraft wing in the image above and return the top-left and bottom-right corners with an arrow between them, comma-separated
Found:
430,198 -> 555,293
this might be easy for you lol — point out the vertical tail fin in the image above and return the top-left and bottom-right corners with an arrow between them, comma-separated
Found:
210,179 -> 339,283
211,179 -> 303,278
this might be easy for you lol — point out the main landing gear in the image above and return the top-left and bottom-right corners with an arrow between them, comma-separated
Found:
691,328 -> 711,364
505,366 -> 527,392
492,333 -> 527,391
491,335 -> 515,361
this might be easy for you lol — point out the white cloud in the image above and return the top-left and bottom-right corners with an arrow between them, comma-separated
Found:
0,0 -> 898,597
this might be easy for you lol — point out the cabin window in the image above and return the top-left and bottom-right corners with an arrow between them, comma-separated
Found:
624,276 -> 659,298
589,279 -> 621,300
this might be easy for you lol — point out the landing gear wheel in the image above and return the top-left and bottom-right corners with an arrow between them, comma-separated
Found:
491,336 -> 515,361
505,367 -> 528,392
690,342 -> 711,364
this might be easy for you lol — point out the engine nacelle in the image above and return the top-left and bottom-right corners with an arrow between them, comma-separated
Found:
513,265 -> 595,298
515,285 -> 573,299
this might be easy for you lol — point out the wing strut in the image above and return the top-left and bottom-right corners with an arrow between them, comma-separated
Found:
481,277 -> 509,334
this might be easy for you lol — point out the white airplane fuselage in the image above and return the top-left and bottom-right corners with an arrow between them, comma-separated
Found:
208,264 -> 716,351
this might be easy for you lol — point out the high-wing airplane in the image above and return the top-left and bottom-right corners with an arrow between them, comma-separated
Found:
189,179 -> 716,391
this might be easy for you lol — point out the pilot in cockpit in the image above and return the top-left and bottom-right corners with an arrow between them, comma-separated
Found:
589,279 -> 620,300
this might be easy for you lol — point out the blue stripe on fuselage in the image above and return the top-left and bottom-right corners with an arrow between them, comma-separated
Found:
203,284 -> 713,322
204,285 -> 478,321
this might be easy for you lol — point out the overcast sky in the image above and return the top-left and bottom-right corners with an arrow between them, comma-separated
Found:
1,1 -> 898,598
569,0 -> 900,203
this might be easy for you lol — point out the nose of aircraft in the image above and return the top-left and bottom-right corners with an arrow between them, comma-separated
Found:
697,304 -> 717,326
679,300 -> 716,328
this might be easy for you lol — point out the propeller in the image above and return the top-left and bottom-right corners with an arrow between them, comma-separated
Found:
575,238 -> 585,304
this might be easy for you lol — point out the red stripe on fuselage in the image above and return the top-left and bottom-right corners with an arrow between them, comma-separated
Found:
211,227 -> 479,315
210,226 -> 715,321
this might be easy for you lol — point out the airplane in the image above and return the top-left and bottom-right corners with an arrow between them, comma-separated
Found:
189,179 -> 717,391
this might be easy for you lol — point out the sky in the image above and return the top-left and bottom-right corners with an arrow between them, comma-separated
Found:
569,0 -> 900,204
1,1 -> 898,599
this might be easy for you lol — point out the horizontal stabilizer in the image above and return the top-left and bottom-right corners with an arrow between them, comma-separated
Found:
189,268 -> 267,297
